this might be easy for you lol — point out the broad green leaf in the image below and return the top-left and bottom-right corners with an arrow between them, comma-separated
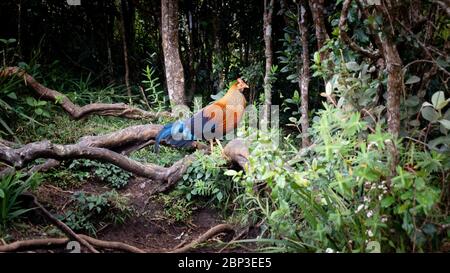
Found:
26,97 -> 35,106
314,51 -> 321,65
438,119 -> 450,130
224,170 -> 237,176
409,120 -> 420,127
216,192 -> 223,201
35,108 -> 43,115
325,81 -> 333,95
405,76 -> 420,85
405,96 -> 420,107
431,91 -> 447,110
345,61 -> 360,72
0,189 -> 4,198
381,196 -> 395,208
7,92 -> 17,100
421,106 -> 439,122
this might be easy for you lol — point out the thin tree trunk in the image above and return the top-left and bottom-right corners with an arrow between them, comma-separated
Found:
16,0 -> 22,59
119,0 -> 132,102
382,39 -> 403,138
262,0 -> 275,125
308,0 -> 329,61
161,0 -> 186,107
106,13 -> 114,80
298,2 -> 311,147
185,7 -> 197,102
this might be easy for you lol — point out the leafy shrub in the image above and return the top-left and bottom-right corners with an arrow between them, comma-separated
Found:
69,159 -> 131,189
61,190 -> 132,235
0,172 -> 42,229
228,105 -> 449,253
179,148 -> 232,205
159,192 -> 194,224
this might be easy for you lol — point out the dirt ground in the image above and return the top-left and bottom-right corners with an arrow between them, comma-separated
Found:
5,176 -> 250,253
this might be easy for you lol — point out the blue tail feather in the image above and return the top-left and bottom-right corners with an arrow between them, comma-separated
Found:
154,121 -> 196,153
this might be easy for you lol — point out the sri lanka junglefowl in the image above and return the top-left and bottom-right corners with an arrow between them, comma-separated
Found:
155,78 -> 249,153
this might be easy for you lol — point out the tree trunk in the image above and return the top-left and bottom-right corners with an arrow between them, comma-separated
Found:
119,0 -> 132,102
184,5 -> 197,103
308,0 -> 329,61
161,0 -> 186,107
262,0 -> 275,125
382,39 -> 403,138
298,2 -> 311,148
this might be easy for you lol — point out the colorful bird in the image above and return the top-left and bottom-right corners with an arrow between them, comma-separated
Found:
155,78 -> 249,153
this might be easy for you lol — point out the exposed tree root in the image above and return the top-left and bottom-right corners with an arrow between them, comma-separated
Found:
168,224 -> 235,253
0,238 -> 68,252
0,66 -> 172,120
0,224 -> 235,253
0,235 -> 147,253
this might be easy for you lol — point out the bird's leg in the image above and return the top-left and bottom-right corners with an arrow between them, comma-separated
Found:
215,139 -> 227,158
209,139 -> 214,152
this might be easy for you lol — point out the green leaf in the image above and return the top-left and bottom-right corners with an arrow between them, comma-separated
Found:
431,91 -> 447,110
7,92 -> 17,100
438,119 -> 450,130
409,120 -> 420,127
0,189 -> 4,198
34,108 -> 43,115
224,170 -> 237,176
325,81 -> 333,95
216,192 -> 223,201
421,107 -> 439,122
26,97 -> 36,106
405,76 -> 420,85
313,51 -> 321,65
405,96 -> 420,107
345,61 -> 361,72
381,196 -> 395,208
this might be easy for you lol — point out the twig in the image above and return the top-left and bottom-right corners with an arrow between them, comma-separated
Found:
139,86 -> 152,111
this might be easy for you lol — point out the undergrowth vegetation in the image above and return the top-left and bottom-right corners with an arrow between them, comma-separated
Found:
60,190 -> 132,236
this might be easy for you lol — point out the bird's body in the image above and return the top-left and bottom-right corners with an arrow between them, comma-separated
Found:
155,78 -> 249,152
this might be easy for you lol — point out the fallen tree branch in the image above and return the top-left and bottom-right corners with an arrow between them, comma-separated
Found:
0,66 -> 172,120
0,140 -> 194,182
0,134 -> 249,186
25,193 -> 99,253
168,224 -> 235,253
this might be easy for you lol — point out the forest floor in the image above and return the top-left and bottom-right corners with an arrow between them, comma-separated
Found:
2,114 -> 253,253
7,176 -> 245,253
